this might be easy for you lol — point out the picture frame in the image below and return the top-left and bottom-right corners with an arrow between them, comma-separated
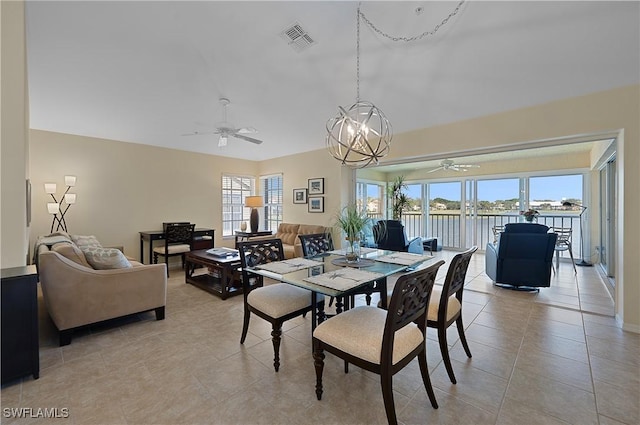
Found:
308,196 -> 324,213
293,188 -> 307,204
308,177 -> 324,195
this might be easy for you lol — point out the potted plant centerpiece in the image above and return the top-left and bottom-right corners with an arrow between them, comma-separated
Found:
520,208 -> 540,222
335,205 -> 372,263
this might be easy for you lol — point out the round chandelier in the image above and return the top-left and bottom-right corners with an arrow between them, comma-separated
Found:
326,3 -> 392,168
326,101 -> 392,168
326,1 -> 466,168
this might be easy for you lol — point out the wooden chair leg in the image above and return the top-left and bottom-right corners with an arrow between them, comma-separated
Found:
438,326 -> 457,384
418,350 -> 438,409
380,367 -> 398,425
456,316 -> 472,358
240,307 -> 251,344
312,345 -> 325,400
271,325 -> 282,372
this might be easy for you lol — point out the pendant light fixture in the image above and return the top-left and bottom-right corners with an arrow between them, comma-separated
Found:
326,2 -> 392,168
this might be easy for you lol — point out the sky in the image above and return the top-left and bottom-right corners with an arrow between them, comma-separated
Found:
375,175 -> 584,202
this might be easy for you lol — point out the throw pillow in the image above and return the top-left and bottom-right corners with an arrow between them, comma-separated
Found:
71,234 -> 102,250
52,242 -> 91,268
82,246 -> 132,270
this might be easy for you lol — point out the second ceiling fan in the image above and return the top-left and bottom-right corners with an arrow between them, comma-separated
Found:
184,98 -> 264,147
428,159 -> 480,173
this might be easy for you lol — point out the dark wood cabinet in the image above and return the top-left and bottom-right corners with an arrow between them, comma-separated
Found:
1,265 -> 39,384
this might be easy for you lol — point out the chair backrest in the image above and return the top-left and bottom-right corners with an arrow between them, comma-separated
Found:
551,227 -> 572,245
163,221 -> 191,233
298,233 -> 334,257
165,223 -> 195,245
440,246 -> 478,316
373,220 -> 407,251
495,231 -> 558,287
504,223 -> 549,234
382,260 -> 445,361
237,238 -> 285,294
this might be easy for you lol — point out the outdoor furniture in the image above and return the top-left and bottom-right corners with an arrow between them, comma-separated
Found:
485,223 -> 557,289
551,227 -> 577,273
427,246 -> 477,384
312,260 -> 445,425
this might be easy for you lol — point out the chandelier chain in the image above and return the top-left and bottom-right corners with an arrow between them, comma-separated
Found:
359,0 -> 465,43
356,2 -> 361,102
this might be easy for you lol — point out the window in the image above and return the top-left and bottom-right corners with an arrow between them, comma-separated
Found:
222,174 -> 255,237
260,174 -> 283,232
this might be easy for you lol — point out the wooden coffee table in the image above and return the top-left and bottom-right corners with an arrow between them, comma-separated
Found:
184,249 -> 243,300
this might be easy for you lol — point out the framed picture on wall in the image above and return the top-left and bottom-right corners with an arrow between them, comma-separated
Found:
308,196 -> 324,213
308,177 -> 324,195
293,188 -> 307,204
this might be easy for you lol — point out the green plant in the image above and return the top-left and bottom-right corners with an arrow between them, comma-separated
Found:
334,204 -> 372,242
520,208 -> 540,222
388,175 -> 409,220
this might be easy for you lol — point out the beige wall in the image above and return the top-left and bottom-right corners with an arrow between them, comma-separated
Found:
1,0 -> 30,267
29,131 -> 257,259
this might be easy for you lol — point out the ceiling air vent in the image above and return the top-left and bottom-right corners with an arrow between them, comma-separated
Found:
280,22 -> 316,52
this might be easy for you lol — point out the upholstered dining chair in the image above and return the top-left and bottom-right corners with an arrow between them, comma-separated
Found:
153,223 -> 194,276
238,238 -> 320,372
427,246 -> 477,384
551,227 -> 577,273
312,260 -> 445,425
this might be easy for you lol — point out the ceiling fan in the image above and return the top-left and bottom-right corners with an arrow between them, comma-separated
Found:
183,98 -> 264,147
427,159 -> 480,173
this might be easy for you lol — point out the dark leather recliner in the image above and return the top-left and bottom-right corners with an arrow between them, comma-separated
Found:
485,223 -> 557,288
372,220 -> 422,253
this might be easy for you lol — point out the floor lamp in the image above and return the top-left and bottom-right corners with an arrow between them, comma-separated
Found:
562,201 -> 592,267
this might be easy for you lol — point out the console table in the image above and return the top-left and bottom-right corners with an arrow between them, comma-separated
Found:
1,265 -> 39,384
139,228 -> 214,264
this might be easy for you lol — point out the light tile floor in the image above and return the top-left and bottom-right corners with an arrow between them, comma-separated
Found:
2,251 -> 638,425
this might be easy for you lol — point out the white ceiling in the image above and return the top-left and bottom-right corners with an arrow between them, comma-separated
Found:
25,1 -> 640,162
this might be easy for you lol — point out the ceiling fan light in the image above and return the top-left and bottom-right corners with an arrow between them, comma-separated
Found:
218,135 -> 228,147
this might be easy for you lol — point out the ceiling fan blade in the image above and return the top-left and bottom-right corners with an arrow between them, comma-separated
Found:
181,130 -> 217,136
457,164 -> 480,168
233,134 -> 264,145
237,127 -> 257,134
427,166 -> 444,173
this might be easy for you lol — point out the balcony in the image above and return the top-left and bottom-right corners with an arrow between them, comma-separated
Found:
370,212 -> 583,255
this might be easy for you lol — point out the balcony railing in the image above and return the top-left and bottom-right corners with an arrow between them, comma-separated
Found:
368,212 -> 583,255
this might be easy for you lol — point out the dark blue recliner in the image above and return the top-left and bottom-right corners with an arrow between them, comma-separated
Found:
485,223 -> 557,288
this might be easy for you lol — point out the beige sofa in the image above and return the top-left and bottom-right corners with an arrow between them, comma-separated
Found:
254,223 -> 328,258
35,233 -> 167,346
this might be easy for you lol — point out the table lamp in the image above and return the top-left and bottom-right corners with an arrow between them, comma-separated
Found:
245,196 -> 264,233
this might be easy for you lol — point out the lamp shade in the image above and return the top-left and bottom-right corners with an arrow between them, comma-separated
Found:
47,203 -> 60,214
245,196 -> 264,208
44,183 -> 57,194
65,175 -> 77,186
65,193 -> 77,204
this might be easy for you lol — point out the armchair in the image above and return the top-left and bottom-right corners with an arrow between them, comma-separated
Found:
485,223 -> 557,289
372,220 -> 422,254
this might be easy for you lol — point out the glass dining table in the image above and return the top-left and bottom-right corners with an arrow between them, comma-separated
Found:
245,248 -> 437,331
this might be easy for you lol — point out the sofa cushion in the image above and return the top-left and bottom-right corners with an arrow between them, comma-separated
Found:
52,242 -> 91,268
71,234 -> 103,249
297,224 -> 327,236
275,223 -> 300,246
82,246 -> 132,269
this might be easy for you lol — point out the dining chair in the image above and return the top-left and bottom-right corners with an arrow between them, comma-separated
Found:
551,227 -> 577,273
427,246 -> 477,384
298,232 -> 334,258
153,223 -> 194,276
238,238 -> 320,372
312,260 -> 445,425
